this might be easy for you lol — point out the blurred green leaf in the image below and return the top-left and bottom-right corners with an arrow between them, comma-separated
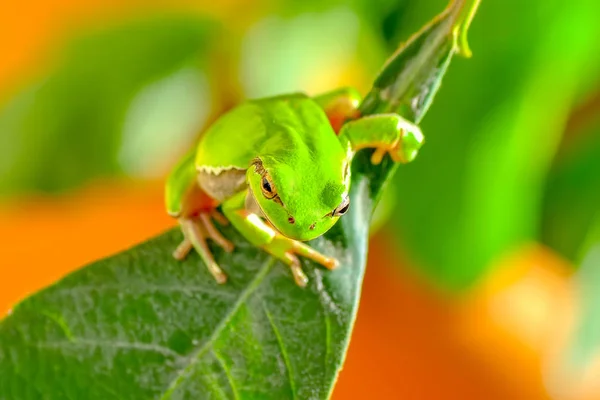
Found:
118,67 -> 212,178
0,16 -> 219,196
240,7 -> 363,97
388,0 -> 600,291
542,120 -> 600,260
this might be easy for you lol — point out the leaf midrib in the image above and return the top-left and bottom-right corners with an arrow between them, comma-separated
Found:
159,258 -> 275,399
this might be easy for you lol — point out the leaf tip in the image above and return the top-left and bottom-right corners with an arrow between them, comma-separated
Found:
451,0 -> 481,58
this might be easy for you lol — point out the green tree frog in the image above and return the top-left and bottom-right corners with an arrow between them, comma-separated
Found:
165,87 -> 423,287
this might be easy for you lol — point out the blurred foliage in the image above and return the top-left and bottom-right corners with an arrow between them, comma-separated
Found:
542,119 -> 600,261
0,16 -> 219,194
387,0 -> 600,290
240,7 -> 364,97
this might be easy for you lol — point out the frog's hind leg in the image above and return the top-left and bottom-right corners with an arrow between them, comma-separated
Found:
165,150 -> 237,284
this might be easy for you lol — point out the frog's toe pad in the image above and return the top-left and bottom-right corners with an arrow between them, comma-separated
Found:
173,238 -> 193,260
209,264 -> 228,284
323,257 -> 340,270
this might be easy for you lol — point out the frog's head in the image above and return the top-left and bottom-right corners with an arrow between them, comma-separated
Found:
247,156 -> 350,241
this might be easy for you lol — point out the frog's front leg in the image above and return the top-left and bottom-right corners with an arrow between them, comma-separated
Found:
222,191 -> 338,287
339,114 -> 424,164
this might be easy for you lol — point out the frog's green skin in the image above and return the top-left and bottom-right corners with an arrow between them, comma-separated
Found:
165,88 -> 423,286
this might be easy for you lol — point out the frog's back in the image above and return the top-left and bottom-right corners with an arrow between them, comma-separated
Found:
195,93 -> 342,172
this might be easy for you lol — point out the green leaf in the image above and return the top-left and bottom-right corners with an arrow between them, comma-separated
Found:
359,0 -> 478,123
0,192 -> 370,399
0,2 -> 477,398
541,120 -> 600,261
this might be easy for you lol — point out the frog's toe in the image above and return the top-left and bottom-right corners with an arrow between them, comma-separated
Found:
173,238 -> 193,260
199,212 -> 234,252
210,209 -> 229,226
370,147 -> 389,165
262,235 -> 340,286
323,257 -> 340,270
207,261 -> 228,284
291,239 -> 340,270
370,141 -> 402,165
284,253 -> 309,287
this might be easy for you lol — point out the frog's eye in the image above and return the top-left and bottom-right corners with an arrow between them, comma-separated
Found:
261,175 -> 277,199
332,196 -> 350,217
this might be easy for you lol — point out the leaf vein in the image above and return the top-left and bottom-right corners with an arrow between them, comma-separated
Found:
33,338 -> 183,359
52,284 -> 235,298
159,258 -> 274,399
263,304 -> 297,400
212,349 -> 240,400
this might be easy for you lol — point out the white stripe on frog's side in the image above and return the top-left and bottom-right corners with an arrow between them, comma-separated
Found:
197,165 -> 246,175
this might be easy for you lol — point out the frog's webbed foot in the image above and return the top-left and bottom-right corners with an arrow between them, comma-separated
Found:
175,210 -> 234,284
339,114 -> 424,165
264,234 -> 339,287
371,118 -> 424,165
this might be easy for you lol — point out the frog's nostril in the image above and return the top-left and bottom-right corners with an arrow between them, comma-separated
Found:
309,223 -> 316,230
288,216 -> 295,224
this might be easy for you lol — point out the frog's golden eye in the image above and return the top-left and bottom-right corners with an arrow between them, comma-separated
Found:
261,175 -> 277,199
332,195 -> 350,217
